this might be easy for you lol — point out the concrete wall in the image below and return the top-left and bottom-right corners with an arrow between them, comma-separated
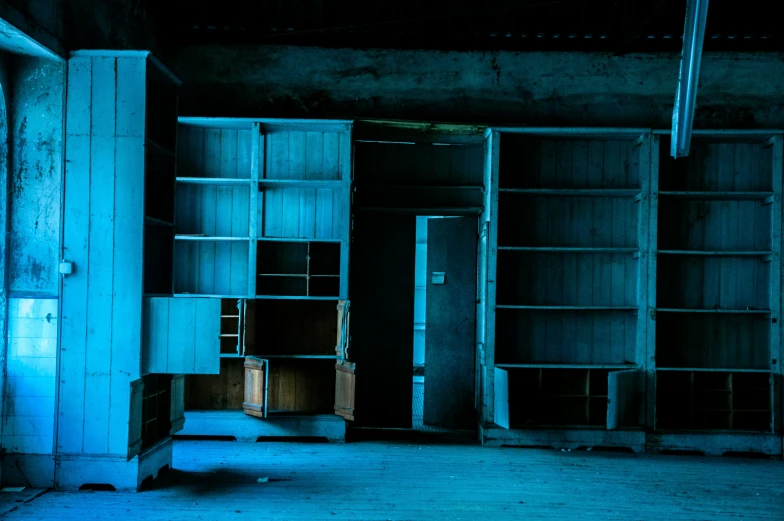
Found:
168,44 -> 784,129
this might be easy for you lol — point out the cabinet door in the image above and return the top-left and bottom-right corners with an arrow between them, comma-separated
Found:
128,378 -> 144,460
334,361 -> 356,421
607,369 -> 640,429
142,297 -> 221,374
243,357 -> 268,418
170,374 -> 186,434
335,300 -> 350,359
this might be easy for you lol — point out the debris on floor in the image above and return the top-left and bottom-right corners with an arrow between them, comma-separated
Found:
256,477 -> 269,483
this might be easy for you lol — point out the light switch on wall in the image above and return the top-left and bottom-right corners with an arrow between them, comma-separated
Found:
431,272 -> 446,285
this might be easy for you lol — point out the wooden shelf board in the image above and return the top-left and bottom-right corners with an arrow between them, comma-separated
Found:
499,188 -> 640,197
257,237 -> 342,243
173,293 -> 251,299
258,273 -> 308,278
658,191 -> 774,200
656,367 -> 772,373
310,274 -> 340,278
361,184 -> 483,191
656,308 -> 771,314
498,246 -> 638,253
255,295 -> 340,300
249,354 -> 340,359
658,250 -> 773,257
353,206 -> 483,215
496,305 -> 638,311
176,177 -> 253,185
219,334 -> 239,338
175,235 -> 250,242
259,179 -> 344,188
495,363 -> 638,369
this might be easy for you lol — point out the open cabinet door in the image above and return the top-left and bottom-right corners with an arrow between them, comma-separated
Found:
170,374 -> 186,434
142,297 -> 221,374
334,300 -> 355,421
243,357 -> 269,418
607,369 -> 639,430
335,362 -> 356,421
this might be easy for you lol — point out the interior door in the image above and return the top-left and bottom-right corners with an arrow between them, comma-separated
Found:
424,217 -> 477,430
350,214 -> 415,427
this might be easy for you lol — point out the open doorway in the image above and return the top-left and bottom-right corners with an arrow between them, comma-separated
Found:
350,212 -> 478,432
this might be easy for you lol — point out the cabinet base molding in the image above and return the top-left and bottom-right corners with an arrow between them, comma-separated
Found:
180,411 -> 346,442
480,424 -> 647,452
54,438 -> 173,491
646,432 -> 782,457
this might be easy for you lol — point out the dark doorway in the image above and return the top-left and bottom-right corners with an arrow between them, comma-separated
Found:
350,213 -> 416,428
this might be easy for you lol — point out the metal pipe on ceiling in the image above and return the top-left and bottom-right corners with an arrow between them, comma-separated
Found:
671,0 -> 710,158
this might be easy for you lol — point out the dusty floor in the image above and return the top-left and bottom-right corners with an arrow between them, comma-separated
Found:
2,440 -> 783,520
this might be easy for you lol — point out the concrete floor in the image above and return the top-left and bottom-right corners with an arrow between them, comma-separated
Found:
3,440 -> 783,520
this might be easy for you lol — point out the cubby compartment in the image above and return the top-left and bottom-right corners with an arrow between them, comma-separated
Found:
655,313 -> 770,370
249,300 -> 337,357
262,130 -> 345,181
220,299 -> 242,355
310,242 -> 341,275
259,186 -> 344,240
495,308 -> 638,365
499,135 -> 642,190
173,240 -> 250,295
658,138 -> 773,192
497,368 -> 614,427
266,359 -> 337,414
177,126 -> 254,179
656,255 -> 771,311
658,199 -> 771,252
498,193 -> 640,248
257,242 -> 308,275
175,184 -> 251,237
257,240 -> 340,298
656,370 -> 772,432
496,251 -> 638,307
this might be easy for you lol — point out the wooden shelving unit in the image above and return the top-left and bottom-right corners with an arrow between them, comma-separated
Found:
177,118 -> 352,439
653,134 -> 781,433
490,131 -> 649,431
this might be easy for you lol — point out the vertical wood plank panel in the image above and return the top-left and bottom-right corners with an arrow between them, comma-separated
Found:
59,57 -> 92,454
194,299 -> 220,374
109,56 -> 147,456
83,56 -> 116,453
168,298 -> 197,373
146,298 -> 170,373
249,129 -> 261,296
323,132 -> 340,181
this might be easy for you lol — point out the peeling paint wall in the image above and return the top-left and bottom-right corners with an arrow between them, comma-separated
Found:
168,45 -> 784,129
8,56 -> 64,296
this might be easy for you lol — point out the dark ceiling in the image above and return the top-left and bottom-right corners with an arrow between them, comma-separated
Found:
170,0 -> 781,52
